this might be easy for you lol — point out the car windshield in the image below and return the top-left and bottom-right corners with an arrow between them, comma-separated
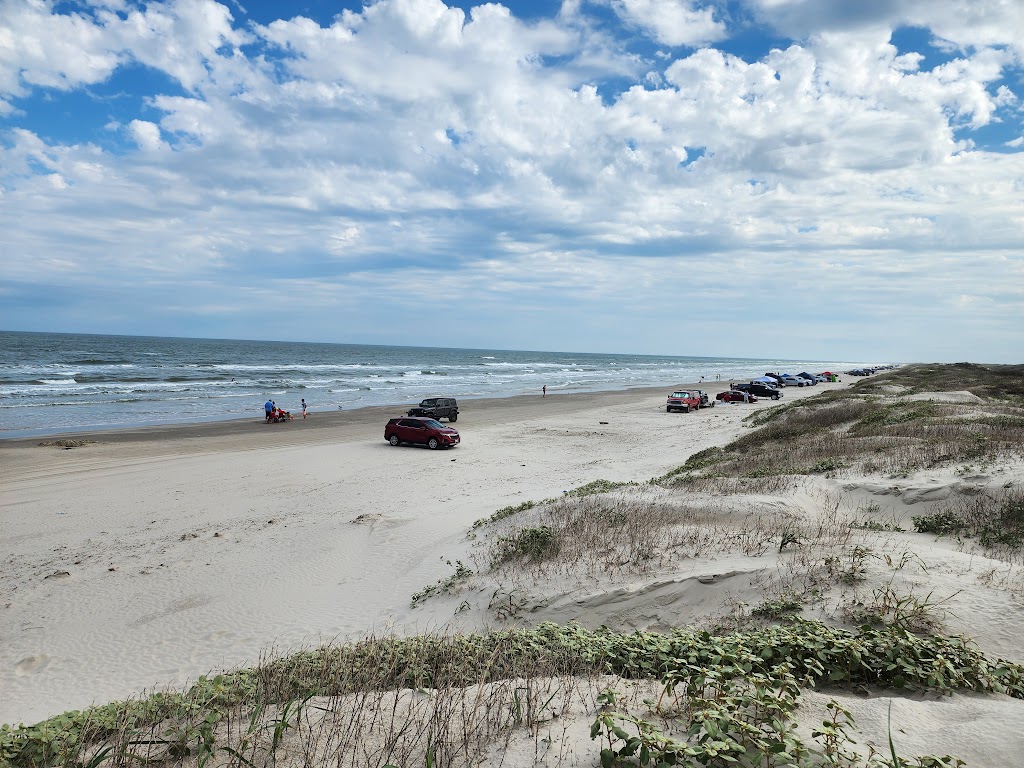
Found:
420,399 -> 439,407
670,392 -> 688,398
423,419 -> 445,429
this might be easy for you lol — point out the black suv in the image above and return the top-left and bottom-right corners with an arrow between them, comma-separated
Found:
732,382 -> 783,400
407,397 -> 459,422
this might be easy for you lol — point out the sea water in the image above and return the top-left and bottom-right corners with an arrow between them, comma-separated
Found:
0,331 -> 879,438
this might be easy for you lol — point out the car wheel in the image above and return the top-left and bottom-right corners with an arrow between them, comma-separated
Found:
389,435 -> 400,446
427,437 -> 440,450
683,405 -> 690,413
773,394 -> 780,400
666,406 -> 672,413
449,413 -> 457,422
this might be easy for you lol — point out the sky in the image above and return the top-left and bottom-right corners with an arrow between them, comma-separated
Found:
0,0 -> 1022,363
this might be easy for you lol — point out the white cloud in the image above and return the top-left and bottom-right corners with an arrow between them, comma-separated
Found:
0,0 -> 1022,361
742,0 -> 1024,57
0,0 -> 122,97
128,119 -> 167,151
608,0 -> 727,47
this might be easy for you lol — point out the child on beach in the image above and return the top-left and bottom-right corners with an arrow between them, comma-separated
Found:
301,399 -> 307,419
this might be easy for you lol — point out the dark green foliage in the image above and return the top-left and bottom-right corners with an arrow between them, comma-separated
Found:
914,490 -> 1024,551
751,595 -> 804,618
566,479 -> 633,497
3,620 -> 1021,766
492,525 -> 560,564
912,511 -> 966,536
472,500 -> 540,529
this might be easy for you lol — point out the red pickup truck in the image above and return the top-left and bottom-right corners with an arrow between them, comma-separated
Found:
666,390 -> 701,413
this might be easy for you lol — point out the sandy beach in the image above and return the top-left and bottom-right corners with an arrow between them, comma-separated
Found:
5,370 -> 1024,768
2,381 -> 759,725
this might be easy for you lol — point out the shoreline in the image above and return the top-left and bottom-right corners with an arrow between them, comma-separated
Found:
0,380 -> 715,449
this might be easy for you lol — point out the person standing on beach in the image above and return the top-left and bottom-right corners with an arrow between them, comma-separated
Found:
542,385 -> 546,398
265,399 -> 274,423
301,399 -> 307,419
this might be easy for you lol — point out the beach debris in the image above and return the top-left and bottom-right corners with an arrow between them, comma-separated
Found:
180,532 -> 199,541
44,571 -> 71,580
352,513 -> 383,524
37,439 -> 97,449
599,421 -> 609,424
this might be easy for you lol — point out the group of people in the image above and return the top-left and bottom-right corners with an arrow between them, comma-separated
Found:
264,398 -> 307,423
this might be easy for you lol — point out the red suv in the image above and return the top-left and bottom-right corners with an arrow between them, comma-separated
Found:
666,390 -> 701,413
385,417 -> 460,449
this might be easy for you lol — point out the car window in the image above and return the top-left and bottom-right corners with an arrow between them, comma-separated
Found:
399,419 -> 422,428
421,399 -> 438,407
424,419 -> 444,429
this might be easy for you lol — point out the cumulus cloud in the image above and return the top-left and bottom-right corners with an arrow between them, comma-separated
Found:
128,119 -> 167,151
0,0 -> 1022,361
608,0 -> 727,47
742,0 -> 1024,56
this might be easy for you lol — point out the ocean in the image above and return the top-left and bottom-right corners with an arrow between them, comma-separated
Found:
0,331 -> 878,439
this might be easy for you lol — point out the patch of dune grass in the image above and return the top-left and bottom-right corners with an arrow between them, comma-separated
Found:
857,362 -> 1024,400
3,620 -> 1020,767
913,488 -> 1024,557
654,364 -> 1024,482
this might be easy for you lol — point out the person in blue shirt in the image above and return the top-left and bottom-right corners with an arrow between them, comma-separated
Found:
265,399 -> 274,422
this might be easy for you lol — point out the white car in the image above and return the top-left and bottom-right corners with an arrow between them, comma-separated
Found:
778,375 -> 807,387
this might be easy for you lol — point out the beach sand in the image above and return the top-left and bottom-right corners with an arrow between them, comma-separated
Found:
4,378 -> 1023,767
1,381 -> 755,725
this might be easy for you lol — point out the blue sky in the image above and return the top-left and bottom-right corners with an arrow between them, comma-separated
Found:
1,0 -> 1022,362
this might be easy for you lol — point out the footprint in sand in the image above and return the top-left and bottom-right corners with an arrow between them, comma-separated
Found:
15,655 -> 51,675
350,513 -> 413,529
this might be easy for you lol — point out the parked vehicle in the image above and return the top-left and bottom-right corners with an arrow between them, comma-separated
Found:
385,417 -> 460,449
407,397 -> 459,422
732,382 -> 782,400
717,390 -> 758,403
693,389 -> 715,408
778,374 -> 807,387
796,372 -> 818,385
666,390 -> 701,413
